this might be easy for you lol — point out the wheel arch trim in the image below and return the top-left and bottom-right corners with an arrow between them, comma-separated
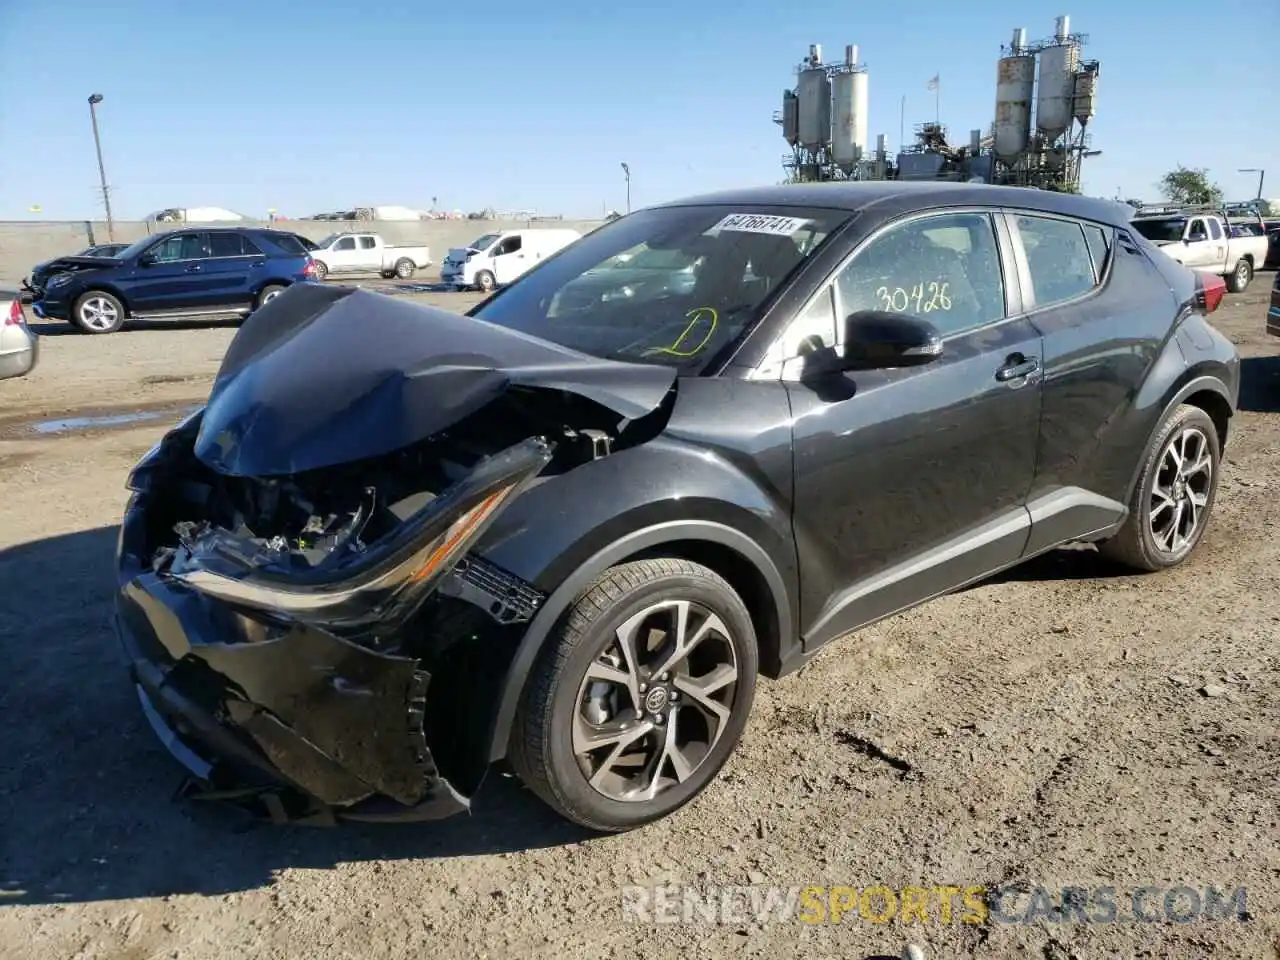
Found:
1123,373 -> 1234,504
483,519 -> 793,763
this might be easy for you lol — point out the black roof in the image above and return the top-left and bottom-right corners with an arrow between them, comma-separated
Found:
655,181 -> 1134,227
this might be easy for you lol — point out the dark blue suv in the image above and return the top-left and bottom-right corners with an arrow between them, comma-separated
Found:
32,227 -> 319,334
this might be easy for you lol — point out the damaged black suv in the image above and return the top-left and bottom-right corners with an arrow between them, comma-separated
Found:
116,182 -> 1239,832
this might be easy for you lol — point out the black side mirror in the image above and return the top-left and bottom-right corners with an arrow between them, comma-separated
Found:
137,253 -> 157,267
1186,233 -> 1207,244
837,310 -> 943,371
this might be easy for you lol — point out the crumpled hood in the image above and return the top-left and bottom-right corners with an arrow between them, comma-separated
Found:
193,283 -> 677,477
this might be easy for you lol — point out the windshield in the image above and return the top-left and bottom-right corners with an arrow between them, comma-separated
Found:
470,233 -> 501,251
1132,218 -> 1187,243
470,204 -> 846,373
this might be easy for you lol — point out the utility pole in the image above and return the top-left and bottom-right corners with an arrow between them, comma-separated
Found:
620,162 -> 631,215
87,93 -> 114,240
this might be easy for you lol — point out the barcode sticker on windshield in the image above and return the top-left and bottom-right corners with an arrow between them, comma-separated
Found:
711,213 -> 811,236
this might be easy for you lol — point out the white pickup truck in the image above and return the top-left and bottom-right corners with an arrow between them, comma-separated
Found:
1130,210 -> 1268,293
308,232 -> 432,281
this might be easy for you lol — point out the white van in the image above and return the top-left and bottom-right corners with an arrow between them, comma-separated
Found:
441,228 -> 582,292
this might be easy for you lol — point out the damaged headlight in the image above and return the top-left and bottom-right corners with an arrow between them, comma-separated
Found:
169,475 -> 525,629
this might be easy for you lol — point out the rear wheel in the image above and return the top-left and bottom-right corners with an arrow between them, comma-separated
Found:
72,291 -> 125,334
255,284 -> 287,309
510,558 -> 758,832
1226,258 -> 1252,293
394,258 -> 415,280
1099,404 -> 1220,571
475,270 -> 496,293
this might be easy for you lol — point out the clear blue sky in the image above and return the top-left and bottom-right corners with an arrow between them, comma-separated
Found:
0,0 -> 1275,220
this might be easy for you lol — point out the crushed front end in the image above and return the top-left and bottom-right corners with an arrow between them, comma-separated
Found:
115,409 -> 557,824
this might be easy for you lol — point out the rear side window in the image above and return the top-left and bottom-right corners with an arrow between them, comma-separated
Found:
358,236 -> 376,250
1082,224 -> 1113,281
1208,219 -> 1223,240
265,233 -> 310,256
1013,215 -> 1098,308
209,232 -> 248,257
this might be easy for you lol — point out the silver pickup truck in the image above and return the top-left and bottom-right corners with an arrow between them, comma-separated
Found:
1130,207 -> 1269,293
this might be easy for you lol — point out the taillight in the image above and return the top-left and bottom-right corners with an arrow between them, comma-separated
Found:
5,299 -> 23,326
1195,274 -> 1227,314
303,259 -> 318,278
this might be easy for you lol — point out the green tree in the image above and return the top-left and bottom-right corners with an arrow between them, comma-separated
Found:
1159,166 -> 1223,206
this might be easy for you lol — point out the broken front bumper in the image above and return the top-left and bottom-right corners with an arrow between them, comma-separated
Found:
114,435 -> 554,823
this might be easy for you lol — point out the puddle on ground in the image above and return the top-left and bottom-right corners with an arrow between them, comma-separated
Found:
0,401 -> 203,440
33,405 -> 202,436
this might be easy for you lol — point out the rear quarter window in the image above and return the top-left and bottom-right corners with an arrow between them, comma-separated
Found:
262,233 -> 310,256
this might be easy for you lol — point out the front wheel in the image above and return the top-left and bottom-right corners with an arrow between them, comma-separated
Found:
312,259 -> 329,281
1099,403 -> 1221,571
510,558 -> 758,832
475,270 -> 496,293
72,291 -> 125,334
1226,259 -> 1252,293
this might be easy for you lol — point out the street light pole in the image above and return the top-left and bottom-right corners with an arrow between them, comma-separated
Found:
620,162 -> 631,215
1238,167 -> 1265,201
87,93 -> 114,241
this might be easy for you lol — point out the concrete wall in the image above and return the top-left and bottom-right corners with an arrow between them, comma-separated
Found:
0,218 -> 608,285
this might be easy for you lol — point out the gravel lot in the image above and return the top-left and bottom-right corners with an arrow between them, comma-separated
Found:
1,277 -> 1277,960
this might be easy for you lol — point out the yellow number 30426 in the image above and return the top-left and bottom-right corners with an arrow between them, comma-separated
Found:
875,282 -> 951,313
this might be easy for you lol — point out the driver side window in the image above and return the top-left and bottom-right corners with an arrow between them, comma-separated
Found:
150,233 -> 207,263
834,212 -> 1005,339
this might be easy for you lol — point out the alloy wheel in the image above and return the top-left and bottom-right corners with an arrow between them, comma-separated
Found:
1148,425 -> 1213,554
573,598 -> 741,803
79,296 -> 119,331
262,289 -> 283,303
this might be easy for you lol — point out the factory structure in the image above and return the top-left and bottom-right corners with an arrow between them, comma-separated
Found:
774,14 -> 1100,191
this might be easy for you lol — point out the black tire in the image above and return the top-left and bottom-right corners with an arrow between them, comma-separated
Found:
394,258 -> 415,280
1099,403 -> 1221,572
510,558 -> 758,832
1225,258 -> 1252,293
475,270 -> 496,293
255,284 -> 288,309
312,260 -> 329,281
71,290 -> 126,334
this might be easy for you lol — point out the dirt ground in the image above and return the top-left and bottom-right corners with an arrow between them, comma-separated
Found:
1,277 -> 1277,960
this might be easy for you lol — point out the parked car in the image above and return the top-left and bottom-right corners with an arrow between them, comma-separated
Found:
30,227 -> 318,334
0,289 -> 38,379
307,232 -> 431,281
441,228 -> 581,292
21,242 -> 129,301
115,182 -> 1238,832
1130,208 -> 1268,292
1264,227 -> 1280,270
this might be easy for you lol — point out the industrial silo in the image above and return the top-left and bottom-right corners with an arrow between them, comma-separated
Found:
993,29 -> 1035,163
797,45 -> 831,152
830,45 -> 868,172
782,90 -> 799,145
1072,65 -> 1099,126
1036,16 -> 1079,141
